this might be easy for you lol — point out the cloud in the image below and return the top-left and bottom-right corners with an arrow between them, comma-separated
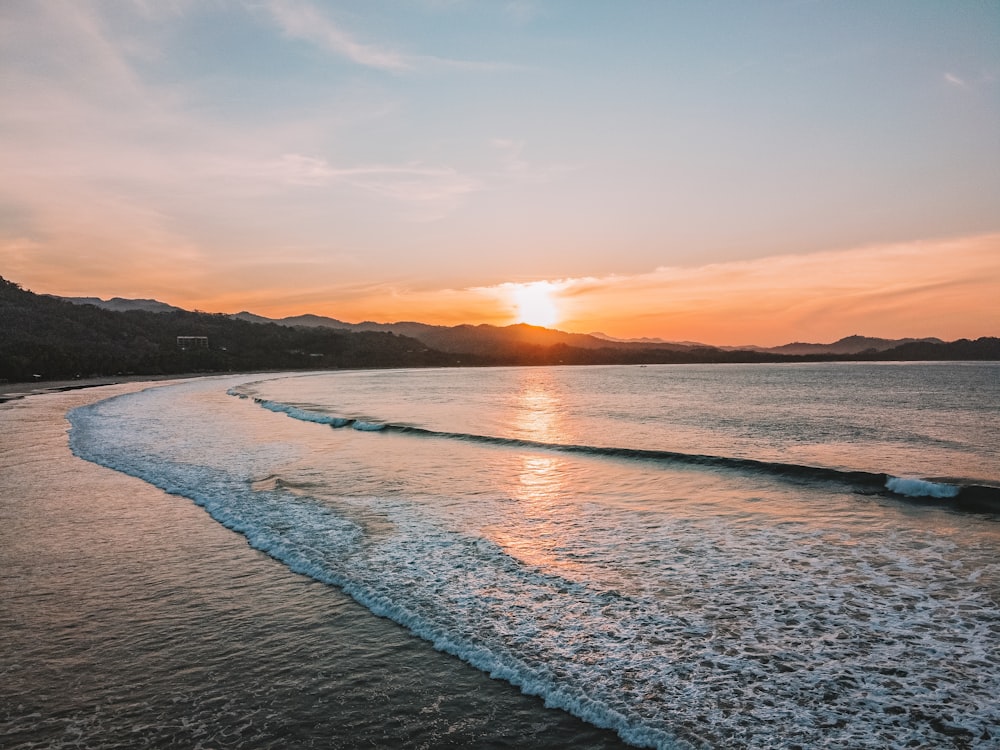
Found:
261,0 -> 519,73
568,235 -> 1000,344
334,164 -> 480,200
944,72 -> 969,90
467,235 -> 1000,345
0,0 -> 488,303
213,153 -> 484,215
217,153 -> 337,187
263,0 -> 410,71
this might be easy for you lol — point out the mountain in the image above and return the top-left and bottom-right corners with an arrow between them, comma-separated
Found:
7,285 -> 989,384
359,322 -> 700,355
760,335 -> 946,356
58,295 -> 186,314
2,278 -> 459,382
588,332 -> 710,347
232,311 -> 352,328
233,316 -> 699,354
64,296 -> 955,356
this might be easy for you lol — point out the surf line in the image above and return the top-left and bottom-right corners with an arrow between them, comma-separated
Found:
238,393 -> 1000,515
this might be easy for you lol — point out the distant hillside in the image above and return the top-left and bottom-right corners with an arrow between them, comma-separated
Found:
857,337 -> 1000,361
588,332 -> 711,347
8,283 -> 993,383
1,278 -> 459,382
232,311 -> 350,328
232,314 -> 697,355
73,295 -> 964,357
760,335 -> 946,356
59,295 -> 186,314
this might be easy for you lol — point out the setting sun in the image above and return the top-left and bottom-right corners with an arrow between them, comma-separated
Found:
512,282 -> 560,328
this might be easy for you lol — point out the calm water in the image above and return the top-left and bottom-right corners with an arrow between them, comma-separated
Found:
6,363 -> 999,748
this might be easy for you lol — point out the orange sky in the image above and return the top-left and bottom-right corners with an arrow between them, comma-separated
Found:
8,233 -> 997,347
2,3 -> 998,347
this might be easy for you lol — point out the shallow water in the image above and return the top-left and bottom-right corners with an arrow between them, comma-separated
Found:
0,383 -> 628,749
54,364 -> 1000,748
248,362 -> 1000,483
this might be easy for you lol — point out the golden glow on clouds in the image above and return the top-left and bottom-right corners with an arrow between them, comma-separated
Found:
7,233 -> 998,346
2,2 -> 998,349
286,234 -> 999,344
551,234 -> 1000,345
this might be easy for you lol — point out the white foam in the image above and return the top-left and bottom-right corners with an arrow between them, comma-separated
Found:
886,476 -> 960,498
256,399 -> 348,426
67,377 -> 1000,750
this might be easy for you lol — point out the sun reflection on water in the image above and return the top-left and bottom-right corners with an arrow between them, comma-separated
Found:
517,454 -> 562,494
488,452 -> 576,572
487,374 -> 581,571
510,371 -> 566,444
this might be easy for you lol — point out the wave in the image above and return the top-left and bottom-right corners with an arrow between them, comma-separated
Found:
885,476 -> 960,499
67,393 -> 696,749
67,382 -> 1000,748
242,393 -> 1000,515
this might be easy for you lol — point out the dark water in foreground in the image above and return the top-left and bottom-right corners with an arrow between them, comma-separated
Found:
0,384 -> 626,749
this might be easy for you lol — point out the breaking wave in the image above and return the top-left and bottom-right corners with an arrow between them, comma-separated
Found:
239,390 -> 1000,515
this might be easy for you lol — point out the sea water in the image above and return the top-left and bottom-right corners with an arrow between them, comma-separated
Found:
43,364 -> 1000,747
1,383 -> 626,750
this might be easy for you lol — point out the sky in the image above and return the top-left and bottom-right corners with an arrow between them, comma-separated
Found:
1,0 -> 998,346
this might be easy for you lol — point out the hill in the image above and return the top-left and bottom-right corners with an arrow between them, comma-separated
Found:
229,314 -> 697,355
5,279 -> 998,383
56,295 -> 186,314
760,335 -> 946,355
85,297 -> 955,357
1,278 -> 459,382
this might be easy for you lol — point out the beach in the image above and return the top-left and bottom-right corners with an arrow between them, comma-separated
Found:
0,379 -> 628,749
5,365 -> 998,748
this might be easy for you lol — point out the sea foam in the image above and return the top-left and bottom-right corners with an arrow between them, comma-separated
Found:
256,399 -> 352,427
68,374 -> 1000,749
885,476 -> 960,498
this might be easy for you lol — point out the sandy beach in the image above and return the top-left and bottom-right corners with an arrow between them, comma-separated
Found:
0,374 -> 225,403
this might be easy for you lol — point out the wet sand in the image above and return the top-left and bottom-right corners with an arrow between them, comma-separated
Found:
0,374 -> 217,402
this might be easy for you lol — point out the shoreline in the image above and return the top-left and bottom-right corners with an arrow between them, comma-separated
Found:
6,357 -> 996,402
1,375 -> 630,749
0,374 -> 200,402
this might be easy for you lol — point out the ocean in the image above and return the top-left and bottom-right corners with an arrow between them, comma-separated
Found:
3,363 -> 999,749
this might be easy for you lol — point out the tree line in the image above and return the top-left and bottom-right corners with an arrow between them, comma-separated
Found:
0,278 -> 460,382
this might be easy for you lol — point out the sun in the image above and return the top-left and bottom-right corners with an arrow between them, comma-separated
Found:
512,282 -> 560,328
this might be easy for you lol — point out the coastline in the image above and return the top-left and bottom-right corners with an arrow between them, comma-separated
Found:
0,375 -> 629,749
0,373 -> 214,403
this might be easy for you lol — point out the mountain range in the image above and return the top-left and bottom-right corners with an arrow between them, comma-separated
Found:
65,295 -> 945,356
3,279 -> 996,384
56,296 -> 187,314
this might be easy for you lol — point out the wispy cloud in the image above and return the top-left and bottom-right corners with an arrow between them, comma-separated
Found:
944,72 -> 969,90
261,0 -> 519,73
336,164 -> 481,203
263,0 -> 410,71
580,236 -> 1000,344
466,235 -> 1000,345
0,0 -> 490,300
211,153 -> 483,217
